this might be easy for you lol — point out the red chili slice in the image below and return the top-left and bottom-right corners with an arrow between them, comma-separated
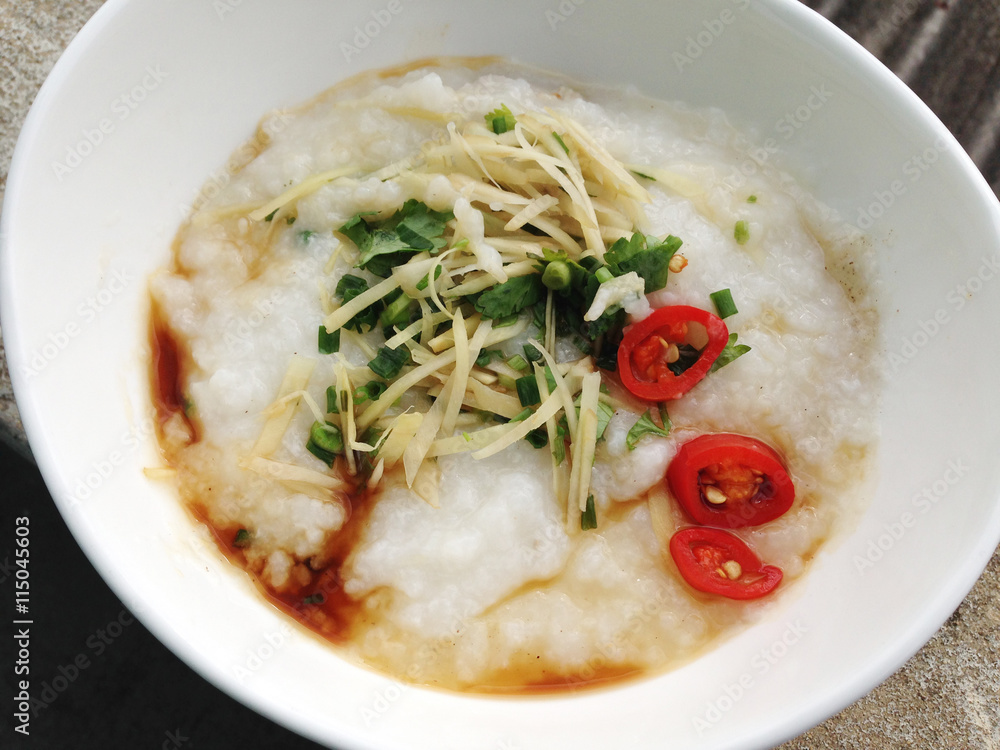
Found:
667,433 -> 795,528
617,305 -> 729,401
669,527 -> 783,600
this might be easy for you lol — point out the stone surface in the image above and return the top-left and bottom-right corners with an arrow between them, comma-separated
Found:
0,1 -> 998,748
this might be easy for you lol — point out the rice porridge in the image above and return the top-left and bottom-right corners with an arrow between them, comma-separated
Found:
148,58 -> 880,692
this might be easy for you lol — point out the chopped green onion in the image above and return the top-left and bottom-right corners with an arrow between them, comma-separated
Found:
595,267 -> 614,284
522,343 -> 543,363
498,374 -> 517,391
298,230 -> 316,243
476,349 -> 503,368
581,495 -> 598,530
625,410 -> 672,451
515,375 -> 541,407
510,408 -> 533,423
325,385 -> 340,414
318,325 -> 340,354
286,216 -> 296,225
233,529 -> 252,548
525,428 -> 548,449
543,365 -> 557,393
734,220 -> 750,245
354,380 -> 388,404
507,354 -> 529,371
416,266 -> 443,291
747,195 -> 758,203
380,292 -> 414,329
631,169 -> 656,181
710,288 -> 739,319
263,209 -> 278,222
369,345 -> 410,380
307,421 -> 344,466
552,418 -> 568,464
552,132 -> 570,154
485,104 -> 516,134
541,260 -> 571,291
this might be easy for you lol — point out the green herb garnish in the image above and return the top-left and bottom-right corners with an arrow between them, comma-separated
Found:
307,421 -> 344,466
710,333 -> 751,372
354,380 -> 388,404
369,345 -> 411,380
233,529 -> 252,548
734,220 -> 750,245
581,495 -> 598,530
474,274 -> 545,319
325,385 -> 340,414
335,274 -> 380,332
710,288 -> 739,319
318,325 -> 340,354
625,410 -> 672,451
338,200 -> 453,277
604,233 -> 683,294
515,375 -> 541,407
507,354 -> 529,371
485,104 -> 516,134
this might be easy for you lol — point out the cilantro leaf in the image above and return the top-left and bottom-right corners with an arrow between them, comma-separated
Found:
604,233 -> 683,294
474,274 -> 545,319
625,410 -> 672,451
338,201 -> 453,277
710,333 -> 751,372
394,204 -> 451,252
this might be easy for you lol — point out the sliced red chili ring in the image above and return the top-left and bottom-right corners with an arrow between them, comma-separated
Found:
667,433 -> 794,528
669,527 -> 782,600
617,305 -> 729,401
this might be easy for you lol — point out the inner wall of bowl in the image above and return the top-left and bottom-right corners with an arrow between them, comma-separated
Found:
4,1 -> 1000,749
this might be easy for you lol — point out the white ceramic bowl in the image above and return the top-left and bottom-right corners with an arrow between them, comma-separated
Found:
4,1 -> 1000,748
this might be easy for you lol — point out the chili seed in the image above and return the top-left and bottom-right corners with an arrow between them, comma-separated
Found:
704,486 -> 729,505
722,560 -> 742,580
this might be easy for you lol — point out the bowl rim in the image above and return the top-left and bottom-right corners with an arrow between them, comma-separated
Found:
3,1 -> 1000,748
